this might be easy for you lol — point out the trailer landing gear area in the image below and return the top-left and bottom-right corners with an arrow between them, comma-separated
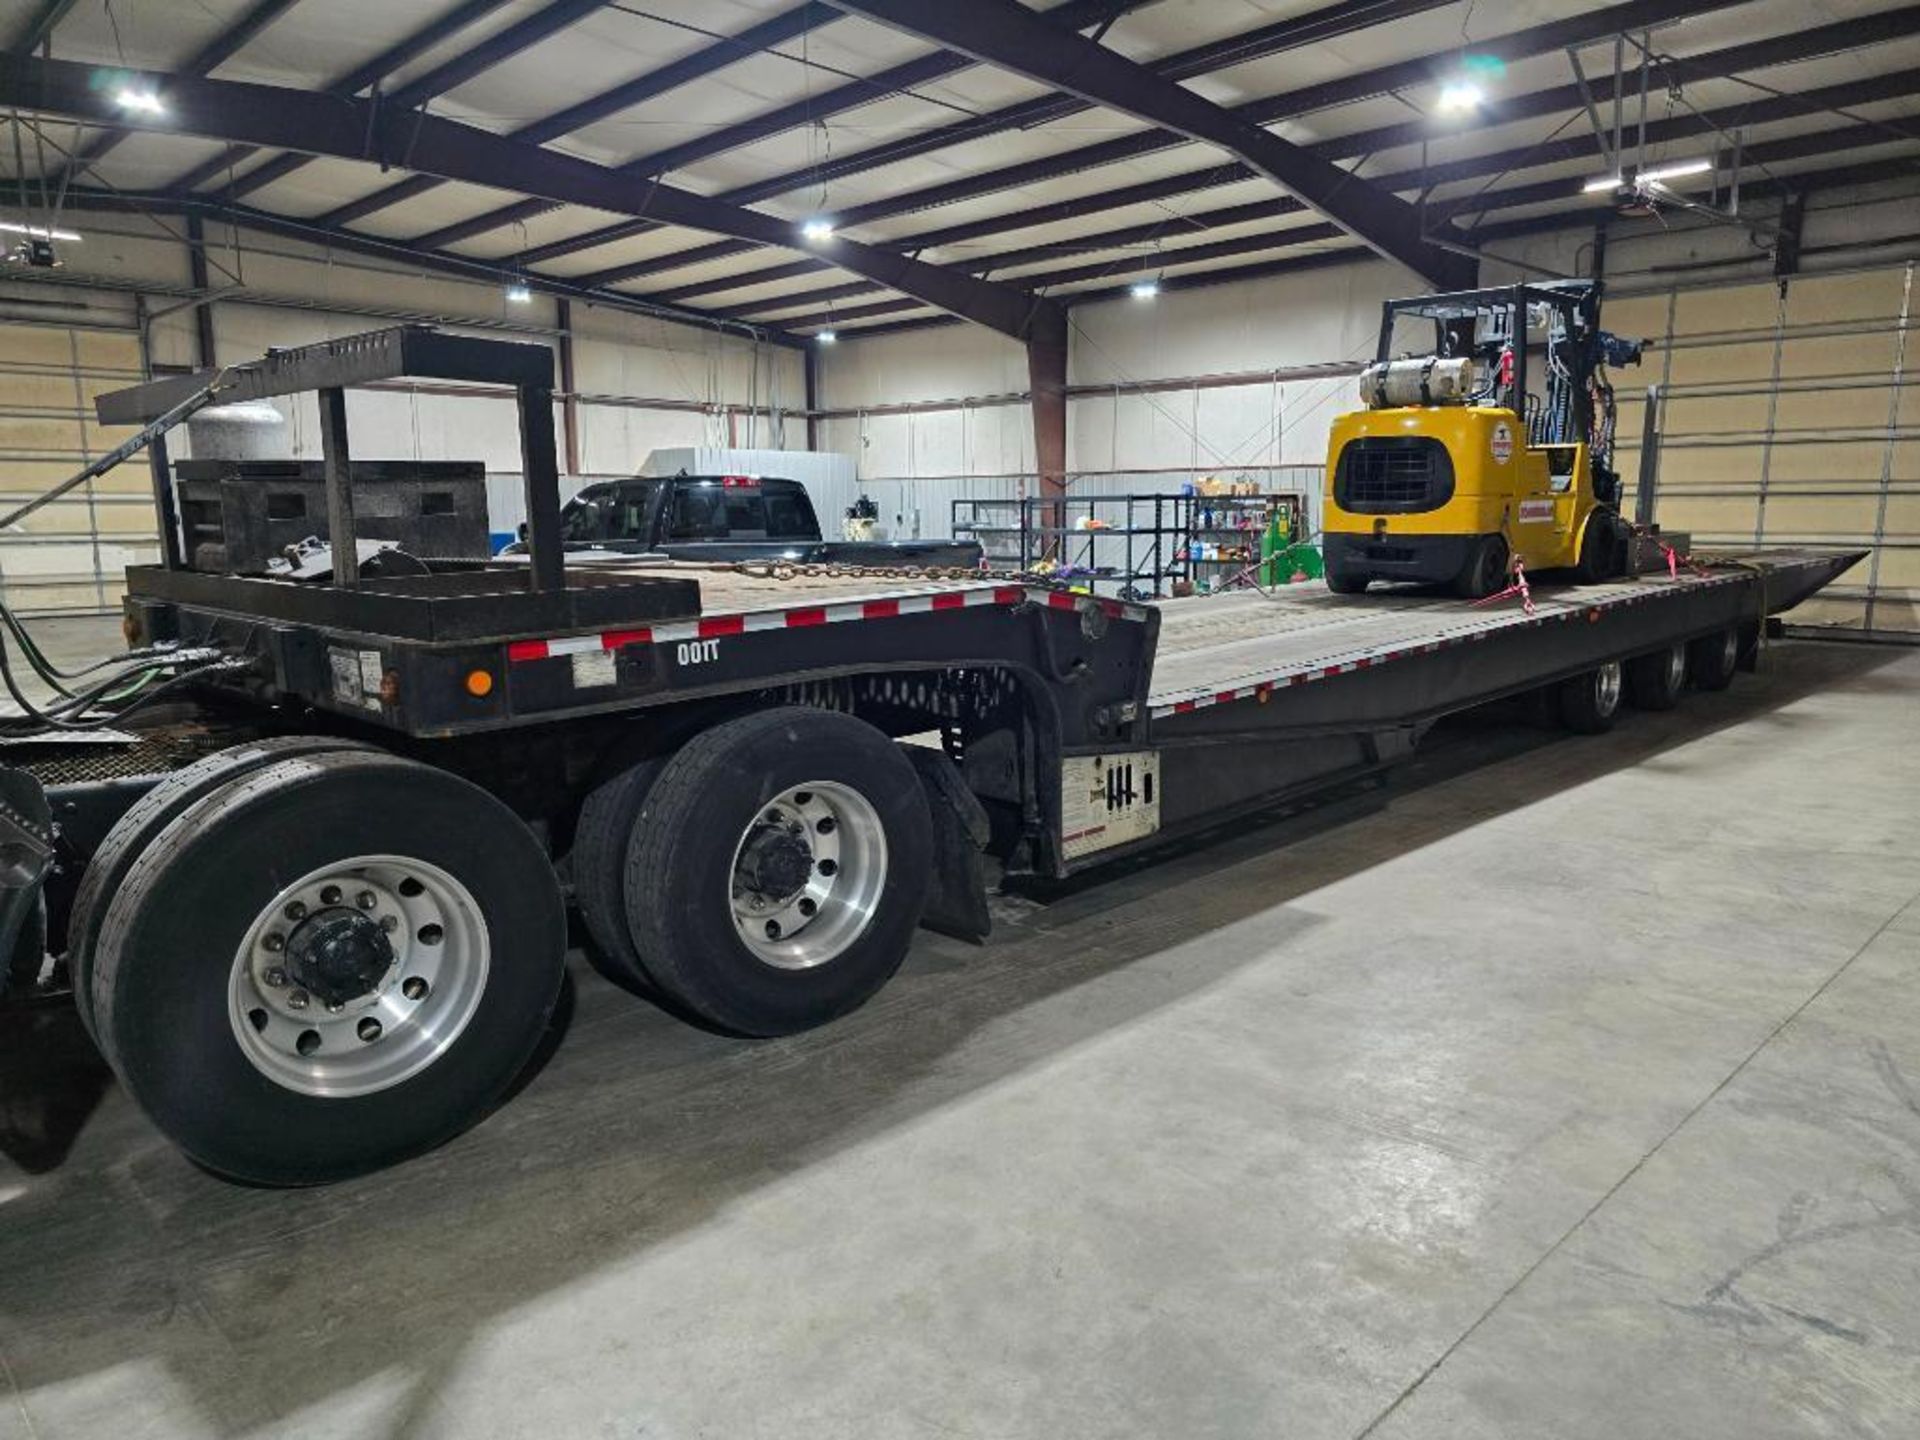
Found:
0,328 -> 1863,1186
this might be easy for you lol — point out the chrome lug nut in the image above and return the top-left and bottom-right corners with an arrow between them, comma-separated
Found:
356,890 -> 378,911
262,932 -> 285,953
379,914 -> 399,932
284,900 -> 308,922
286,989 -> 310,1010
319,885 -> 342,906
263,966 -> 289,988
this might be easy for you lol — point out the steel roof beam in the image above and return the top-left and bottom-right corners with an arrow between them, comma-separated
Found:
46,0 -> 303,181
7,0 -> 81,54
824,0 -> 1475,285
764,100 -> 1920,331
50,185 -> 807,345
211,0 -> 603,202
3,55 -> 1060,341
322,4 -> 842,231
163,0 -> 521,194
396,0 -> 1152,254
523,0 -> 1460,268
628,3 -> 1920,309
570,0 -> 1745,284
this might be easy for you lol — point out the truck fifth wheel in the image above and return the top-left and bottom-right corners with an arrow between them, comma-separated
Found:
0,327 -> 1865,1184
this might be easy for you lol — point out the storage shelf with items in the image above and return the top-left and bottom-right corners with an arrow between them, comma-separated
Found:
1181,485 -> 1312,592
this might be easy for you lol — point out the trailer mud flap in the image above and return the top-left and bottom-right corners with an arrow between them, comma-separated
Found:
904,746 -> 993,943
0,766 -> 54,1000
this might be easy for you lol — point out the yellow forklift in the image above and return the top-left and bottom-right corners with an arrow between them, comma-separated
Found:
1321,281 -> 1643,597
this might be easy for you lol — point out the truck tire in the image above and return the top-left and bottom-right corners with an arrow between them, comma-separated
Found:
1558,660 -> 1625,734
1324,565 -> 1369,595
573,756 -> 666,994
66,734 -> 377,1043
1688,627 -> 1740,691
1626,642 -> 1687,710
1455,535 -> 1510,599
89,750 -> 566,1184
621,707 -> 933,1037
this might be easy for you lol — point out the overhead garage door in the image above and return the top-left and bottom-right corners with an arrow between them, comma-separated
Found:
0,319 -> 159,615
1613,260 -> 1918,639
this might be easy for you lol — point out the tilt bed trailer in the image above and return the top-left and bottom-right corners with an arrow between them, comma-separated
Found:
0,327 -> 1862,1186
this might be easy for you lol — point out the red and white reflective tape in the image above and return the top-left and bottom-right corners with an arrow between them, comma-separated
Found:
504,584 -> 1145,664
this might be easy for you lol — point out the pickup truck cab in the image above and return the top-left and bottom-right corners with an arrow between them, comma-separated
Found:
532,473 -> 984,568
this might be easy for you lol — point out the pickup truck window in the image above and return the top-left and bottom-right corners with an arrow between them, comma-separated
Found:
669,488 -> 729,539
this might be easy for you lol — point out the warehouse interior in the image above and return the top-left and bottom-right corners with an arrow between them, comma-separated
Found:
0,1 -> 1917,1436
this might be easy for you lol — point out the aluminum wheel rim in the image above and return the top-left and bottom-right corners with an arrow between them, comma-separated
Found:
227,855 -> 489,1097
1595,660 -> 1624,715
729,781 -> 888,970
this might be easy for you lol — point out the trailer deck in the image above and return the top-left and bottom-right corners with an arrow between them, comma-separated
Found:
1144,550 -> 1846,718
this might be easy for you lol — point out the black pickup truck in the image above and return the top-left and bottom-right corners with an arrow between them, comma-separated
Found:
514,473 -> 983,568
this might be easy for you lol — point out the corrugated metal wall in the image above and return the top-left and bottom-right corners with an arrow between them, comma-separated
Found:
1613,261 -> 1917,638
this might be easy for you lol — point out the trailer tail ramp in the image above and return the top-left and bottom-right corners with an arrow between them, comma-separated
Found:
1058,549 -> 1865,869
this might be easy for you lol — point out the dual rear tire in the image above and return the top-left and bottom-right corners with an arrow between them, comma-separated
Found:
577,708 -> 934,1038
74,748 -> 566,1184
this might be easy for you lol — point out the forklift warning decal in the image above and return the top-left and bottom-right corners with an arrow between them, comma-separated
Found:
1518,499 -> 1555,524
1490,423 -> 1514,464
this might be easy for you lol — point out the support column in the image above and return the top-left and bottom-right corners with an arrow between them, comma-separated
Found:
803,342 -> 821,453
555,298 -> 582,477
185,214 -> 218,369
1026,308 -> 1069,560
318,386 -> 358,589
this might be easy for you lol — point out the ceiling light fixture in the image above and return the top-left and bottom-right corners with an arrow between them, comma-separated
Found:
1436,81 -> 1483,114
504,281 -> 533,303
800,218 -> 835,243
0,220 -> 81,242
1585,157 -> 1713,193
816,329 -> 838,344
114,88 -> 166,116
1129,278 -> 1161,301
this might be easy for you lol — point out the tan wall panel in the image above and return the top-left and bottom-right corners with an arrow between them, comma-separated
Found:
1772,385 -> 1898,433
1657,443 -> 1765,487
0,327 -> 84,367
1786,595 -> 1868,629
0,372 -> 91,410
1785,270 -> 1908,326
1776,333 -> 1898,380
1663,393 -> 1771,435
0,414 -> 86,455
1674,282 -> 1778,335
1766,441 -> 1887,483
1761,495 -> 1884,538
1664,341 -> 1776,387
1660,494 -> 1759,536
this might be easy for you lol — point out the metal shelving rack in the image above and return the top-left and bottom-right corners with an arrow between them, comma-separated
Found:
953,490 -> 1309,597
953,493 -> 1192,597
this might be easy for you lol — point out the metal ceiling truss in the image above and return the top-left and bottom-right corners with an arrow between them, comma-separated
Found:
162,0 -> 523,194
318,2 -> 845,231
507,0 -> 1467,270
575,0 -> 1752,285
1,55 -> 1061,342
44,0 -> 304,184
768,106 -> 1920,332
398,0 -> 1156,257
686,10 -> 1920,318
48,185 -> 809,346
822,0 -> 1474,286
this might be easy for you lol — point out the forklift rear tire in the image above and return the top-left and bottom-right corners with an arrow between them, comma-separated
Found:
89,751 -> 566,1184
621,707 -> 933,1037
573,756 -> 667,994
1324,566 -> 1370,595
1575,513 -> 1625,584
1558,660 -> 1625,734
1688,627 -> 1741,691
1626,642 -> 1687,710
66,734 -> 378,1045
1454,535 -> 1510,599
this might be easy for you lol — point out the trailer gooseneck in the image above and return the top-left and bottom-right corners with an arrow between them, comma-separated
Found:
0,327 -> 1863,1185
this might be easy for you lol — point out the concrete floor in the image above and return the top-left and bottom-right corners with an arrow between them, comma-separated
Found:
2,623 -> 1918,1440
